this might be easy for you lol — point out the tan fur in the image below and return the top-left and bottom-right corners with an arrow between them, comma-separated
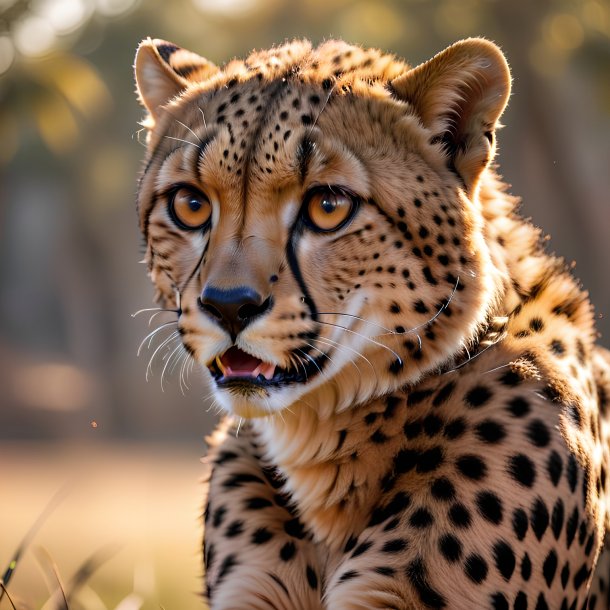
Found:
134,38 -> 610,608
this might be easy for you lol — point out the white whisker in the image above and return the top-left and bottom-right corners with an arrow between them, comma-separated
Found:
315,321 -> 403,366
199,107 -> 208,130
175,119 -> 202,144
161,343 -> 184,392
163,135 -> 200,149
137,321 -> 178,356
146,331 -> 180,381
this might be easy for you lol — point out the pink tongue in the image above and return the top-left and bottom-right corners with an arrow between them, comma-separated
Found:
219,347 -> 275,379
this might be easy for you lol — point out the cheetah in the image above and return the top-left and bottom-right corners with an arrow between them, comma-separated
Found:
134,37 -> 610,608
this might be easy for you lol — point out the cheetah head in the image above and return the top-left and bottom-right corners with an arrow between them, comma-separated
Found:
134,38 -> 510,418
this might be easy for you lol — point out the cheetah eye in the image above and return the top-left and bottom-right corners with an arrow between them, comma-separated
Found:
169,186 -> 212,231
303,188 -> 358,232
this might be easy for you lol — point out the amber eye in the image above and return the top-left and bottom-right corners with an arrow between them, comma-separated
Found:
305,188 -> 357,232
169,187 -> 212,230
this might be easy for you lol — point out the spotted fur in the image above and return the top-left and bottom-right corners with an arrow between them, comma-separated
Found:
134,37 -> 610,608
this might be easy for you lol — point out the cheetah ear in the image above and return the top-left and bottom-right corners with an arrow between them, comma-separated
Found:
391,38 -> 511,192
134,38 -> 218,123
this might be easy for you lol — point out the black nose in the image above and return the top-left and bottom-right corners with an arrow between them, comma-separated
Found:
198,285 -> 272,340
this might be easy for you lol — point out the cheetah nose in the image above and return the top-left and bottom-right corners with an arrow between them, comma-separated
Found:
198,285 -> 273,341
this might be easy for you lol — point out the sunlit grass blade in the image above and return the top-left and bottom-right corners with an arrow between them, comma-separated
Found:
0,484 -> 70,600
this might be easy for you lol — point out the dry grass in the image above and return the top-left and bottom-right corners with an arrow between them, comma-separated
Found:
0,442 -> 208,609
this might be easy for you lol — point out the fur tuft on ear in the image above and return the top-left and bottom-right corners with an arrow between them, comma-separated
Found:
134,38 -> 218,124
391,38 -> 511,192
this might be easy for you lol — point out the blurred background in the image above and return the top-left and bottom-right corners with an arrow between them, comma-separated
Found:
0,0 -> 609,606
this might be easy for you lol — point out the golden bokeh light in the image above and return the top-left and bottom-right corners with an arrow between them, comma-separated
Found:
544,12 -> 585,51
12,362 -> 94,411
337,2 -> 406,48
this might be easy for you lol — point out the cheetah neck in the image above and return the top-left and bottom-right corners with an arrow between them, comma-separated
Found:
253,392 -> 402,549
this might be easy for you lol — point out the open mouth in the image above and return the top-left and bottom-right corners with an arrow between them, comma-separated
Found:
207,345 -> 327,387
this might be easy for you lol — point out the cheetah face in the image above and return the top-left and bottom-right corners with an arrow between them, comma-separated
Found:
135,38 -> 510,418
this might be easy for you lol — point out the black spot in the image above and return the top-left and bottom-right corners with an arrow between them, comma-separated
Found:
476,491 -> 503,524
542,549 -> 558,587
456,454 -> 487,480
444,418 -> 467,439
433,382 -> 456,406
410,508 -> 434,528
493,540 -> 516,581
512,508 -> 528,540
383,517 -> 401,532
389,358 -> 403,374
585,533 -> 595,556
369,491 -> 411,528
364,412 -> 378,425
246,496 -> 273,510
225,520 -> 244,537
566,506 -> 579,549
344,535 -> 358,553
506,397 -> 530,417
449,503 -> 472,528
475,420 -> 506,443
306,565 -> 318,589
550,339 -> 566,356
414,300 -> 429,314
566,454 -> 579,492
530,497 -> 550,541
279,541 -> 296,561
417,446 -> 444,473
283,518 -> 306,539
430,477 -> 455,501
551,498 -> 565,540
203,542 -> 216,570
352,540 -> 373,557
381,538 -> 408,553
464,386 -> 492,408
212,505 -> 227,528
547,450 -> 563,486
565,404 -> 583,429
521,553 -> 532,580
338,569 -> 359,582
578,520 -> 587,546
217,553 -> 238,583
500,370 -> 523,387
223,472 -> 264,488
393,449 -> 418,474
405,557 -> 447,608
526,419 -> 551,447
404,420 -> 422,439
439,534 -> 462,562
370,429 -> 389,444
407,389 -> 434,406
573,563 -> 590,590
373,566 -> 396,576
423,267 -> 438,285
491,593 -> 509,610
423,414 -> 443,436
251,527 -> 273,544
514,591 -> 528,610
508,454 -> 536,487
465,553 -> 488,584
215,450 -> 239,464
561,561 -> 570,588
529,317 -> 545,332
535,593 -> 549,610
